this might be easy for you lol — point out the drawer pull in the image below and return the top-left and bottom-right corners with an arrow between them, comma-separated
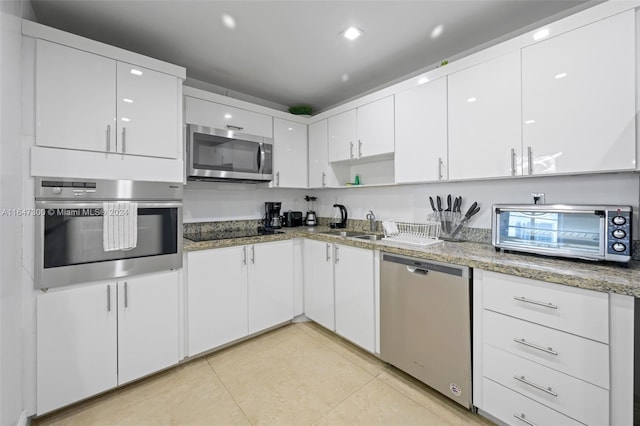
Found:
513,338 -> 558,356
513,296 -> 558,309
513,413 -> 537,426
513,375 -> 558,397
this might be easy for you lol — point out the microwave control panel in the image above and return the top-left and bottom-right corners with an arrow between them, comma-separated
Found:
607,209 -> 632,257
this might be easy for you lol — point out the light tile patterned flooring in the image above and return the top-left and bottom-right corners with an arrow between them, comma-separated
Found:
33,322 -> 494,426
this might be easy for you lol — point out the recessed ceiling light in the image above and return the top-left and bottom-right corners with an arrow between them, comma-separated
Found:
533,28 -> 550,41
342,27 -> 362,41
341,73 -> 349,82
222,13 -> 236,29
430,25 -> 444,39
224,113 -> 232,119
555,72 -> 567,79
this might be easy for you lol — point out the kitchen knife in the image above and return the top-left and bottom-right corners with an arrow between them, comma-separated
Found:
429,196 -> 437,213
436,196 -> 443,212
451,202 -> 480,238
446,194 -> 452,211
453,197 -> 461,213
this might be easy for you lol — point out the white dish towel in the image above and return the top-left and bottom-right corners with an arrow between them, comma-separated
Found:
103,201 -> 138,251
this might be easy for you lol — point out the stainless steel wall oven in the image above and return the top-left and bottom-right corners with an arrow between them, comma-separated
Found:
35,178 -> 182,289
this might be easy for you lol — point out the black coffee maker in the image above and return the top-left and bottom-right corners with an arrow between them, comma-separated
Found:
265,202 -> 282,229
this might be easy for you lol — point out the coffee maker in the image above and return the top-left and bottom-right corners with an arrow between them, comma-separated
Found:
265,202 -> 282,229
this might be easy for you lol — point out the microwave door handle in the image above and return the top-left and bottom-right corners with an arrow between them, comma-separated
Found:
258,144 -> 266,174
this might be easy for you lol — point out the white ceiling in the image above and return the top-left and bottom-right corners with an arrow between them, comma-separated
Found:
31,0 -> 598,112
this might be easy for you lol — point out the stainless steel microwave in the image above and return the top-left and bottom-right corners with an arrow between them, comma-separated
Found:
187,124 -> 273,182
492,204 -> 632,263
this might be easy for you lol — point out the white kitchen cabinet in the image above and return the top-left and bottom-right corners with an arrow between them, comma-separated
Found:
334,244 -> 375,353
308,120 -> 332,188
187,246 -> 248,356
248,240 -> 294,334
36,270 -> 180,414
448,51 -> 522,180
36,39 -> 180,159
395,78 -> 448,183
522,11 -> 635,175
356,96 -> 394,159
272,118 -> 308,188
303,239 -> 335,330
115,62 -> 179,158
36,39 -> 116,153
185,96 -> 273,138
328,109 -> 357,162
37,282 -> 118,415
117,271 -> 180,385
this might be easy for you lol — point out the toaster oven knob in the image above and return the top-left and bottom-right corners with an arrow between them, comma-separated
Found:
51,186 -> 62,195
612,216 -> 627,226
612,242 -> 626,252
612,229 -> 627,239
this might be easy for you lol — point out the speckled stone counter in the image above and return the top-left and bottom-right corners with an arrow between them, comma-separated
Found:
184,226 -> 640,298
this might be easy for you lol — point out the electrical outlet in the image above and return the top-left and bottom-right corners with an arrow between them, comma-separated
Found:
531,193 -> 545,205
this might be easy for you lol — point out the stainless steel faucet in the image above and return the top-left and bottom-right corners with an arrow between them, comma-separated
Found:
366,210 -> 376,232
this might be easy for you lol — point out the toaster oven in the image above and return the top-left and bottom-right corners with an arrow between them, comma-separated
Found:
492,204 -> 632,263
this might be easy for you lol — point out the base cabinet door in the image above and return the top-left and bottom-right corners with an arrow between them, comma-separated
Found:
37,282 -> 118,414
117,271 -> 180,385
334,244 -> 375,352
187,247 -> 248,356
303,239 -> 335,330
249,240 -> 294,334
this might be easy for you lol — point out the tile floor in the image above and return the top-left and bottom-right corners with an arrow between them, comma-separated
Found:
33,322 -> 494,426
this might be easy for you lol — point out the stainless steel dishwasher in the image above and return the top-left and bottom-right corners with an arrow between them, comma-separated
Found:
380,253 -> 472,409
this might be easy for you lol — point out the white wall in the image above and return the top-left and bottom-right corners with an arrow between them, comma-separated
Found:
315,173 -> 640,230
1,0 -> 33,424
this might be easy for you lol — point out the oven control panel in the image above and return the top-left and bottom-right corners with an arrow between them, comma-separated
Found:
607,209 -> 632,258
41,180 -> 97,197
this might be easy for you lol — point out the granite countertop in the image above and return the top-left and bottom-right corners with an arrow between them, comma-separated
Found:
183,226 -> 640,297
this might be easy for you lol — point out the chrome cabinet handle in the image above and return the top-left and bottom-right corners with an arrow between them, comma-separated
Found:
349,141 -> 354,158
527,146 -> 533,175
513,413 -> 537,426
510,148 -> 516,176
276,171 -> 280,186
242,246 -> 247,265
106,125 -> 111,152
513,375 -> 558,397
322,172 -> 326,187
513,338 -> 558,356
107,285 -> 111,312
334,245 -> 339,263
251,245 -> 255,264
326,243 -> 331,261
124,281 -> 129,308
122,127 -> 127,153
358,140 -> 362,158
438,157 -> 443,180
513,296 -> 558,309
226,124 -> 244,131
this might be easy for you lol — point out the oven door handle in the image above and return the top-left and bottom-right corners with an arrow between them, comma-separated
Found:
35,201 -> 183,209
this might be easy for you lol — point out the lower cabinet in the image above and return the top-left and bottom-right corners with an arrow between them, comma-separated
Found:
36,270 -> 179,414
187,240 -> 294,357
304,239 -> 376,353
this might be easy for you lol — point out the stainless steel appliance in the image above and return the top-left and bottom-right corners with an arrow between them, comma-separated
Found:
265,202 -> 282,229
187,124 -> 273,182
35,178 -> 182,289
380,253 -> 472,409
304,195 -> 317,226
282,211 -> 303,227
330,204 -> 347,229
492,204 -> 632,262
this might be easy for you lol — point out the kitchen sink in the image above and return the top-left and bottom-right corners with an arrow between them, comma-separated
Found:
352,234 -> 384,241
319,230 -> 363,237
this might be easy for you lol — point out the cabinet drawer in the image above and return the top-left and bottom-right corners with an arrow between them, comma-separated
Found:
185,97 -> 273,138
481,271 -> 609,342
483,310 -> 609,389
483,345 -> 609,425
483,378 -> 582,426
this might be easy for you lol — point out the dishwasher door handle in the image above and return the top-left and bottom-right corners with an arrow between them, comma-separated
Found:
406,266 -> 428,275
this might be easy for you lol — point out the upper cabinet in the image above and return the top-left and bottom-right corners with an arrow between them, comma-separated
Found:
521,11 -> 636,175
272,118 -> 308,188
448,51 -> 522,180
36,40 -> 180,159
308,120 -> 330,188
395,78 -> 448,183
185,96 -> 273,138
328,96 -> 394,163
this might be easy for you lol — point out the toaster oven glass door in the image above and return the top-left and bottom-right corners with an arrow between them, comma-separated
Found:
496,210 -> 604,257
